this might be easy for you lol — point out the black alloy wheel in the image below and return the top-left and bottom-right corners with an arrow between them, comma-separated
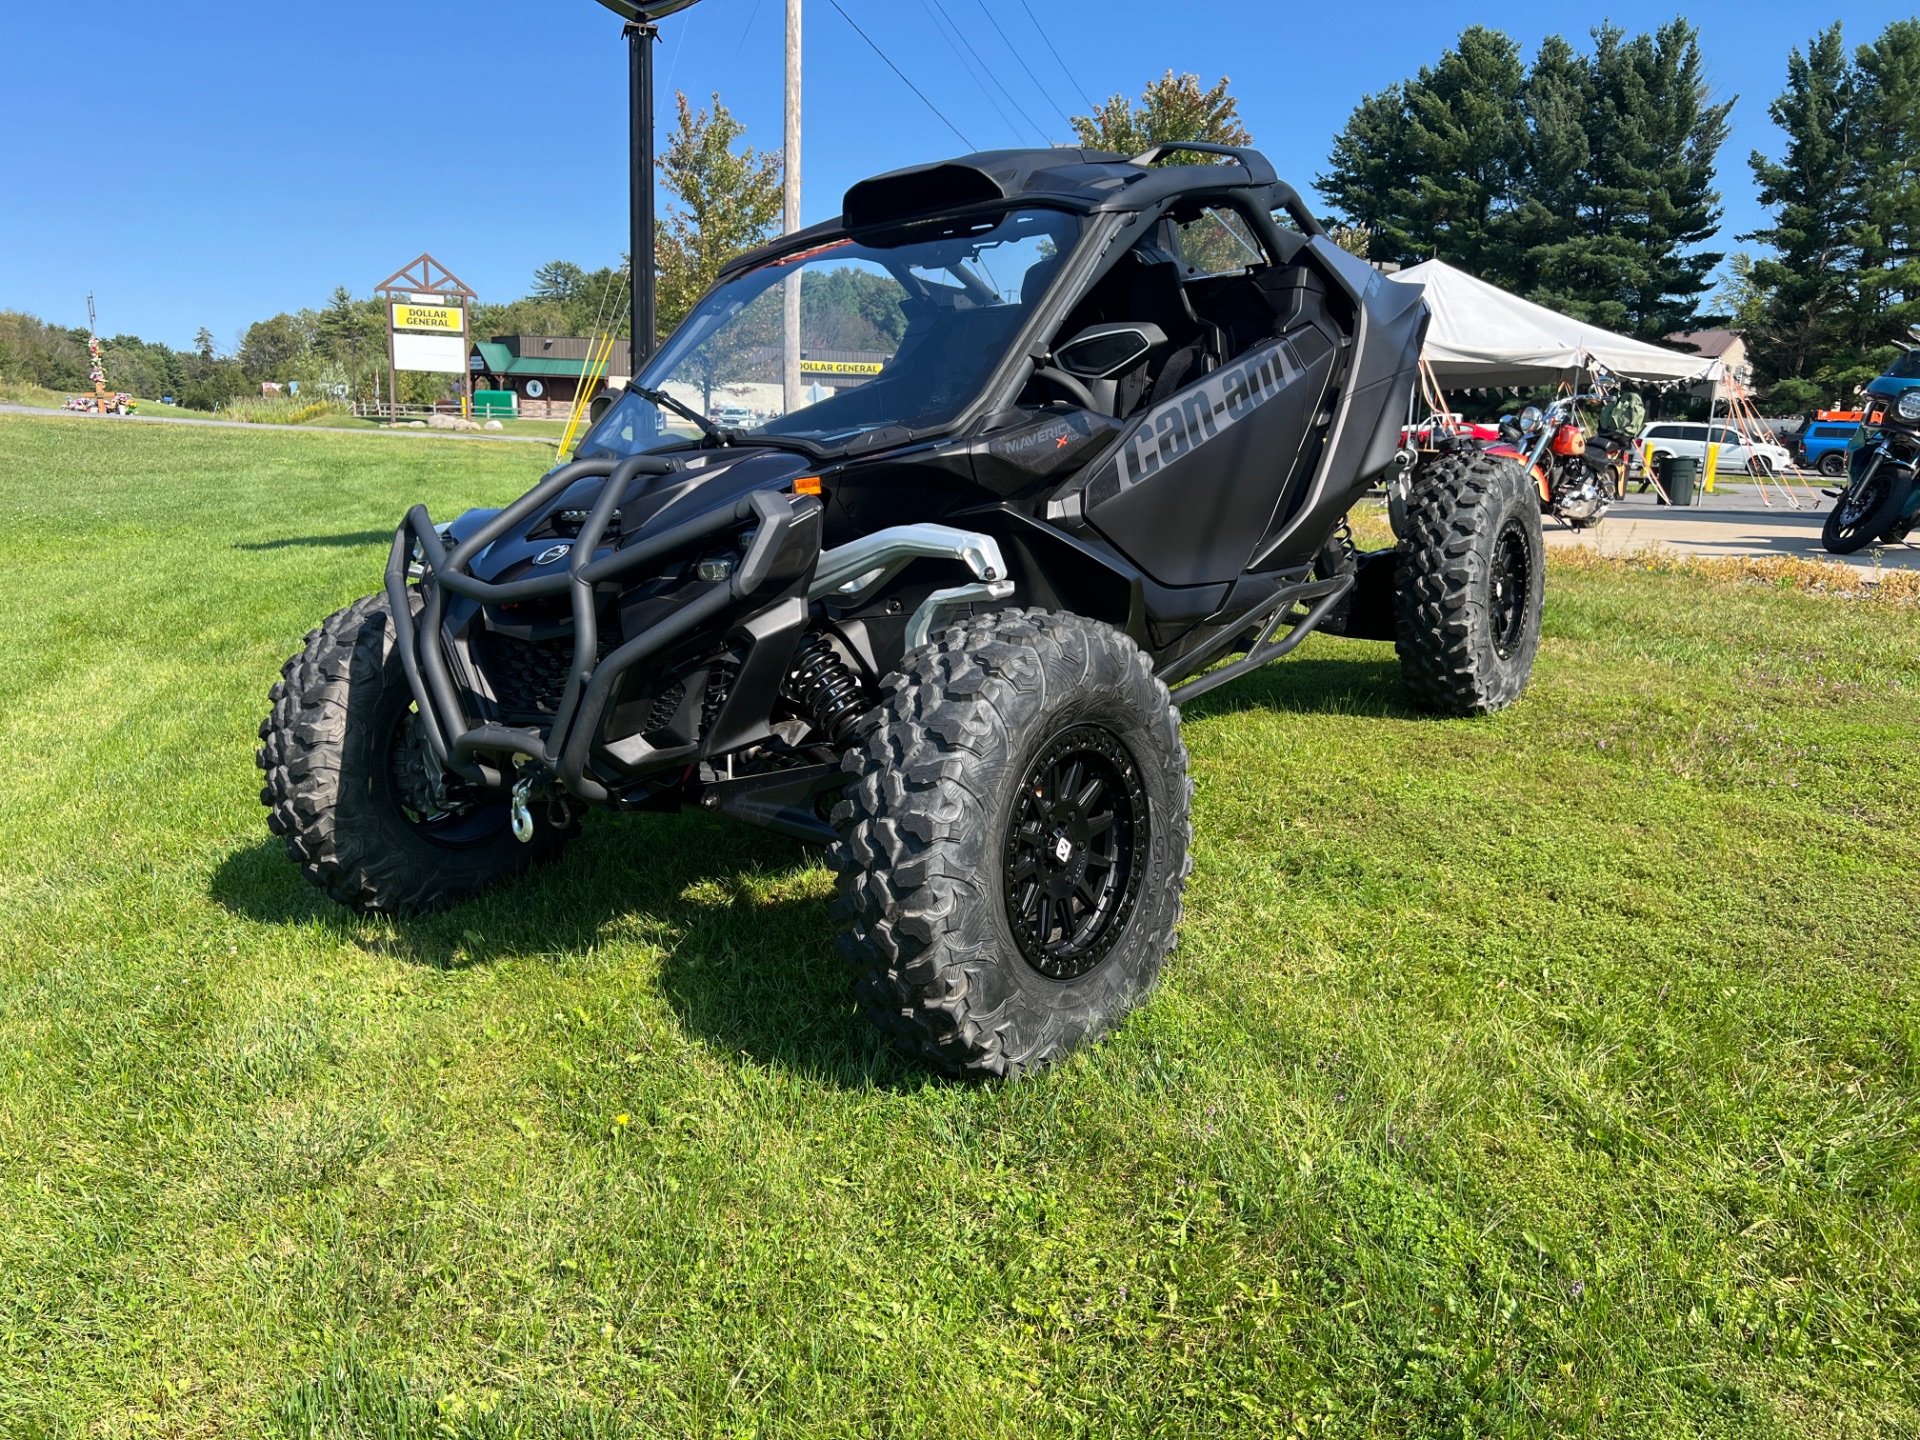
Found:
1003,724 -> 1149,980
385,705 -> 513,847
1489,516 -> 1534,660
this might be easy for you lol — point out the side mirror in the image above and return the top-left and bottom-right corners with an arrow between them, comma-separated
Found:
1053,322 -> 1167,380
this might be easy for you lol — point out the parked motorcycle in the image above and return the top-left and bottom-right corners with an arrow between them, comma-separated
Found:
1498,394 -> 1620,529
1823,388 -> 1920,554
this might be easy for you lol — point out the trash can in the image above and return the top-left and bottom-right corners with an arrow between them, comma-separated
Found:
1658,454 -> 1699,506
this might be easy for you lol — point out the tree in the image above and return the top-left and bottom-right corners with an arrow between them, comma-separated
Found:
1070,72 -> 1250,158
531,260 -> 587,305
1319,28 -> 1528,275
1319,23 -> 1732,338
0,311 -> 88,390
1852,21 -> 1920,357
1529,21 -> 1732,337
1740,26 -> 1863,399
654,91 -> 784,337
238,312 -> 313,382
314,287 -> 386,400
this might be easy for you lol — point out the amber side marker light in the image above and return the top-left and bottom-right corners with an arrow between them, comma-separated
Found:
793,476 -> 822,496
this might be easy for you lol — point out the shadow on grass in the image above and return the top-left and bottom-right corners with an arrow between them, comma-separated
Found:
233,531 -> 393,551
1176,648 -> 1425,723
210,810 -> 928,1090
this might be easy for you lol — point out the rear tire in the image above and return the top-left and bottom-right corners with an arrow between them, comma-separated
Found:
828,609 -> 1191,1078
1394,452 -> 1544,715
1818,451 -> 1848,478
257,592 -> 573,914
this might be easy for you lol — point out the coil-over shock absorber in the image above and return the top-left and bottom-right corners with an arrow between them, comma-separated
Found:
784,630 -> 872,747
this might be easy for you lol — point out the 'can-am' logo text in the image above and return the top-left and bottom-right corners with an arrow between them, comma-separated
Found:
1118,338 -> 1302,488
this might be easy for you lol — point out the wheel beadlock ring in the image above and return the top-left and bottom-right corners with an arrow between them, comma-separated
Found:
1489,516 -> 1532,661
1002,724 -> 1150,980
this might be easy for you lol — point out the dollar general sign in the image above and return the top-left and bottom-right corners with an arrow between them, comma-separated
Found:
799,358 -> 884,376
391,303 -> 466,333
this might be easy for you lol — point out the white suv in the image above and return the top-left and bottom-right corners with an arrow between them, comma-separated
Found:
1637,421 -> 1792,477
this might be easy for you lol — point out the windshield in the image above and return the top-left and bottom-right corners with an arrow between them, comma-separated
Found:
1886,348 -> 1920,381
578,207 -> 1081,459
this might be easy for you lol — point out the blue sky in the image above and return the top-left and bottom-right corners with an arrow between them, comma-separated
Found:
0,0 -> 1905,349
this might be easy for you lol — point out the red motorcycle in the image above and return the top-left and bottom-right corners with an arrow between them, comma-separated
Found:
1497,396 -> 1619,529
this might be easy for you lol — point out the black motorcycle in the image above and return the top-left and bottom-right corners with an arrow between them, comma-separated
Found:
1824,353 -> 1920,554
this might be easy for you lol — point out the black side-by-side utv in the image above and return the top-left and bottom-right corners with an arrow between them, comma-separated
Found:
259,143 -> 1543,1076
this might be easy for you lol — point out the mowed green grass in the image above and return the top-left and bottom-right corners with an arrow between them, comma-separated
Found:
0,413 -> 1915,1438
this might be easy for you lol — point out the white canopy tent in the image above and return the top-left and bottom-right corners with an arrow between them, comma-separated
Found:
1387,259 -> 1722,388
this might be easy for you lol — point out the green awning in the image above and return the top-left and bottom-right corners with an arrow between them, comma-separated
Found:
468,344 -> 599,379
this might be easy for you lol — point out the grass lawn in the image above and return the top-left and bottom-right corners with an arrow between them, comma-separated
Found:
0,413 -> 1915,1437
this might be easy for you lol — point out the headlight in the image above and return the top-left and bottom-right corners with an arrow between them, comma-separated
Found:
1896,389 -> 1920,421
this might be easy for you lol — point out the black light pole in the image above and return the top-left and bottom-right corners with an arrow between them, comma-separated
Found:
628,20 -> 655,366
596,0 -> 701,371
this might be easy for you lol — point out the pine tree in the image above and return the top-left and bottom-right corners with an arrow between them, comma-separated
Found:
1741,25 -> 1862,405
1317,87 -> 1414,255
1319,28 -> 1527,276
1505,34 -> 1591,292
1319,23 -> 1730,337
1528,22 -> 1731,337
1853,21 -> 1920,358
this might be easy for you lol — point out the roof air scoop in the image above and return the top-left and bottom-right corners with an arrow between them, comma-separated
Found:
841,162 -> 1007,233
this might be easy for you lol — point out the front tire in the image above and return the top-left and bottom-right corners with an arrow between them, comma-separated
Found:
257,593 -> 572,914
1395,451 -> 1544,715
1822,464 -> 1914,555
828,610 -> 1191,1078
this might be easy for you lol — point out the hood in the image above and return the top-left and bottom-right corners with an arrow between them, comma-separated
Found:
467,447 -> 813,589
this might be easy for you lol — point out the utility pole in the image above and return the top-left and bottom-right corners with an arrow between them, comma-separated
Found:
782,0 -> 803,417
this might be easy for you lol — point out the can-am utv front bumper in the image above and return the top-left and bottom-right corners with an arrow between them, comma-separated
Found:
383,452 -> 1014,813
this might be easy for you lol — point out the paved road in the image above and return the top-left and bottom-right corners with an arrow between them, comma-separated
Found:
0,402 -> 559,446
1542,481 -> 1920,573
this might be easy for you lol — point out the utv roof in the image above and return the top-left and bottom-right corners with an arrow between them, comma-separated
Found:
840,142 -> 1304,230
719,143 -> 1322,281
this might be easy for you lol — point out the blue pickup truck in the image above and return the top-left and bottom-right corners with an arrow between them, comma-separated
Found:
1799,418 -> 1862,477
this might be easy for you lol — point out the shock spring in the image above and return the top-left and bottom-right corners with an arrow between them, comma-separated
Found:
784,631 -> 872,747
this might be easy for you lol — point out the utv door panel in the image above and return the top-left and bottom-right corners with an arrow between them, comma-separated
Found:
1080,328 -> 1335,587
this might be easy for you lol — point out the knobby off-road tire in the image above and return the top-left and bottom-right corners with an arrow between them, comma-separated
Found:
1394,451 -> 1544,715
257,592 -> 572,914
828,609 -> 1192,1078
